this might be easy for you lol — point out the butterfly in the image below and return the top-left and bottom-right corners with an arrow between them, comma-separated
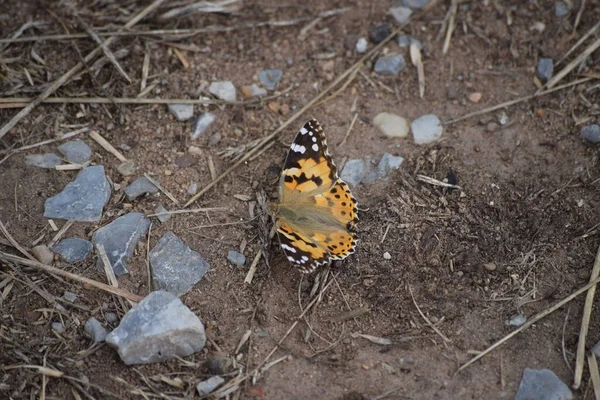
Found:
269,119 -> 358,273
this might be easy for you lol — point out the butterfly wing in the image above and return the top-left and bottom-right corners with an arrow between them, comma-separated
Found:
276,221 -> 330,273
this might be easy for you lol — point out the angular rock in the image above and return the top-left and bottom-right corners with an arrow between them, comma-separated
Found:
85,317 -> 108,343
44,166 -> 111,222
537,58 -> 554,82
24,153 -> 63,168
154,204 -> 172,223
93,213 -> 151,276
362,156 -> 383,185
390,6 -> 412,24
397,0 -> 429,9
52,238 -> 93,263
397,35 -> 423,50
62,291 -> 78,303
168,104 -> 194,121
373,112 -> 410,138
515,368 -> 572,400
57,140 -> 92,163
117,159 -> 136,176
356,37 -> 368,53
374,54 -> 406,76
150,232 -> 209,296
227,250 -> 245,266
340,159 -> 366,188
377,153 -> 404,179
555,1 -> 569,17
411,114 -> 443,144
369,24 -> 392,44
505,313 -> 527,327
32,245 -> 54,265
106,291 -> 206,365
581,124 -> 600,144
209,81 -> 236,102
241,84 -> 268,98
258,69 -> 283,91
191,112 -> 216,140
197,376 -> 225,396
124,176 -> 158,201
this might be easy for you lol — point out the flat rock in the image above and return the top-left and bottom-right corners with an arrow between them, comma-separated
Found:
85,317 -> 108,343
191,112 -> 216,140
258,69 -> 283,90
411,114 -> 443,144
340,159 -> 366,188
93,213 -> 151,276
32,245 -> 54,265
150,232 -> 209,296
57,140 -> 92,163
124,176 -> 158,201
106,291 -> 206,365
197,376 -> 225,396
62,291 -> 78,303
25,153 -> 62,168
154,204 -> 172,223
52,238 -> 93,263
44,166 -> 111,222
581,124 -> 600,144
377,153 -> 404,179
227,250 -> 245,266
515,368 -> 572,400
537,58 -> 554,82
168,104 -> 194,121
241,84 -> 267,98
373,112 -> 410,138
209,81 -> 236,102
374,54 -> 406,76
397,0 -> 429,9
389,6 -> 412,24
369,23 -> 392,44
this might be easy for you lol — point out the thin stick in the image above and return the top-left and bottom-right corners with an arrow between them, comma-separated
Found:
458,262 -> 600,373
416,174 -> 461,189
89,130 -> 127,162
442,0 -> 458,54
146,207 -> 226,217
244,249 -> 262,284
48,219 -> 75,248
573,244 -> 600,389
0,251 -> 144,303
573,0 -> 588,35
558,21 -> 600,65
409,285 -> 451,343
143,174 -> 180,207
543,36 -> 600,90
588,352 -> 600,400
0,220 -> 36,261
445,77 -> 592,125
339,113 -> 359,147
0,0 -> 167,140
0,127 -> 89,156
184,15 -> 417,208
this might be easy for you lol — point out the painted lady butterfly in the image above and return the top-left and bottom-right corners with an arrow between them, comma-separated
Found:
269,119 -> 358,273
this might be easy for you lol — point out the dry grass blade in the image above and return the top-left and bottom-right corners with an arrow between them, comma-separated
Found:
339,113 -> 358,147
332,305 -> 370,323
143,174 -> 180,207
0,127 -> 89,156
542,36 -> 600,90
158,0 -> 241,20
244,249 -> 262,284
0,220 -> 36,261
89,130 -> 127,162
410,43 -> 425,98
559,21 -> 600,65
588,352 -> 600,400
416,174 -> 461,189
442,0 -> 458,54
2,365 -> 64,377
48,219 -> 75,247
409,285 -> 451,343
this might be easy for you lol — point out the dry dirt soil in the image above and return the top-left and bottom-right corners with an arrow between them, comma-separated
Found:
1,1 -> 599,399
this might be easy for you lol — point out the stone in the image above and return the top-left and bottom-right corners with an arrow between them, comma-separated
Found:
227,250 -> 245,266
84,317 -> 108,343
168,104 -> 194,121
117,159 -> 136,176
499,111 -> 509,126
374,54 -> 406,76
93,213 -> 151,276
150,232 -> 210,296
44,166 -> 111,222
397,35 -> 423,50
514,368 -> 572,400
581,124 -> 600,144
24,153 -> 62,168
591,340 -> 600,358
31,245 -> 54,265
537,58 -> 554,82
340,159 -> 366,188
377,153 -> 404,179
62,291 -> 78,303
505,313 -> 527,327
555,1 -> 569,17
57,140 -> 92,163
52,238 -> 93,263
383,252 -> 391,260
154,205 -> 172,223
258,69 -> 283,90
197,376 -> 225,396
124,177 -> 158,201
209,81 -> 236,102
52,322 -> 66,334
373,112 -> 410,138
397,0 -> 429,9
369,24 -> 392,44
411,114 -> 443,144
191,112 -> 216,140
106,291 -> 206,365
105,312 -> 119,324
188,183 -> 198,195
356,37 -> 368,53
398,355 -> 415,371
389,6 -> 412,24
241,84 -> 267,98
468,92 -> 482,103
175,154 -> 196,168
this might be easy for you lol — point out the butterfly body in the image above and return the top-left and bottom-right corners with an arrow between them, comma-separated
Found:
271,119 -> 358,273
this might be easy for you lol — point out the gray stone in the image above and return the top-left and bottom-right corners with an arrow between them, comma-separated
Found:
499,111 -> 509,126
44,166 -> 111,222
155,204 -> 172,223
209,81 -> 236,102
105,312 -> 119,324
241,83 -> 267,98
397,35 -> 423,50
227,250 -> 245,266
52,238 -> 93,263
258,69 -> 283,90
24,153 -> 62,168
390,6 -> 412,24
191,112 -> 216,140
373,112 -> 410,138
197,376 -> 225,396
377,153 -> 404,179
369,24 -> 392,44
411,114 -> 443,144
374,54 -> 406,76
537,58 -> 554,82
150,232 -> 210,296
397,0 -> 429,9
124,177 -> 158,201
362,156 -> 382,185
117,160 -> 136,176
340,159 -> 366,188
84,317 -> 108,343
32,245 -> 54,265
57,140 -> 92,163
93,213 -> 151,276
505,313 -> 527,327
62,291 -> 78,303
555,1 -> 569,17
581,124 -> 600,144
52,322 -> 66,334
356,37 -> 368,53
187,183 -> 198,195
168,104 -> 194,121
515,368 -> 572,400
106,291 -> 206,365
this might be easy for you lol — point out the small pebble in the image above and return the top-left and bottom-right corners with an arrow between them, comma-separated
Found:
373,112 -> 410,138
84,317 -> 109,343
537,58 -> 554,82
530,22 -> 546,33
191,113 -> 216,140
258,69 -> 283,91
356,37 -> 368,53
62,291 -> 78,303
581,124 -> 600,144
188,146 -> 203,156
24,154 -> 62,168
411,114 -> 443,144
57,140 -> 92,163
52,322 -> 66,334
340,159 -> 365,188
120,143 -> 132,151
383,252 -> 391,260
188,183 -> 198,195
241,84 -> 267,98
197,376 -> 225,396
374,54 -> 406,76
117,160 -> 136,176
369,24 -> 392,44
227,250 -> 246,266
486,122 -> 499,132
555,0 -> 569,17
398,0 -> 429,9
105,312 -> 119,324
168,104 -> 194,122
498,111 -> 509,126
505,313 -> 527,327
484,263 -> 497,272
389,6 -> 412,24
155,204 -> 172,223
32,245 -> 54,265
209,81 -> 236,102
468,92 -> 482,103
398,355 -> 415,371
397,35 -> 423,50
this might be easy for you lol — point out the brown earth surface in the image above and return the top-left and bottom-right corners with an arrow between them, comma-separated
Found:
1,1 -> 599,399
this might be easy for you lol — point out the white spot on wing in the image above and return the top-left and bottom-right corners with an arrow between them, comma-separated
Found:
291,143 -> 306,154
312,137 -> 317,142
300,127 -> 308,135
312,143 -> 319,151
281,244 -> 297,253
